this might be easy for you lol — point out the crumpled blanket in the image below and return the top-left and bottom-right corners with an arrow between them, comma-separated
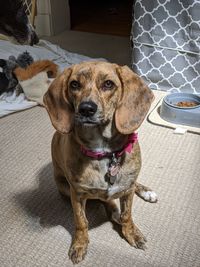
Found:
0,90 -> 37,117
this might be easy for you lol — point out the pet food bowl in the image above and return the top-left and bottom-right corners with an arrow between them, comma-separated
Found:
160,93 -> 200,127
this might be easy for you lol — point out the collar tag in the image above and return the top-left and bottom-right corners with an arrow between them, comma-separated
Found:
106,154 -> 121,185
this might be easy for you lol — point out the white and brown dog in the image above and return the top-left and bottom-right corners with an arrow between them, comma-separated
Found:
44,61 -> 157,264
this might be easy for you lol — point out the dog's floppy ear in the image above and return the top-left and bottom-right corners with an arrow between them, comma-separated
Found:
43,68 -> 73,134
115,65 -> 154,134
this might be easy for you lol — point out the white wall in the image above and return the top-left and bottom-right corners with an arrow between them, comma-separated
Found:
35,0 -> 70,36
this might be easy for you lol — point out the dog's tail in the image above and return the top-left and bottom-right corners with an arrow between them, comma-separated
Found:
14,60 -> 59,81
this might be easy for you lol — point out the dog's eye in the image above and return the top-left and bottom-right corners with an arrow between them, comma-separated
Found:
69,80 -> 81,90
102,80 -> 115,90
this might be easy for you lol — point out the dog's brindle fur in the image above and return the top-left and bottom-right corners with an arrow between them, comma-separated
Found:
0,0 -> 38,45
44,61 -> 156,264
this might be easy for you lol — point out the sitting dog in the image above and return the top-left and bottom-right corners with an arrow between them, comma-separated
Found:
44,61 -> 157,264
0,0 -> 38,45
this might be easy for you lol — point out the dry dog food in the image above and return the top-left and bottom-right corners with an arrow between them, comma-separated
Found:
176,101 -> 199,107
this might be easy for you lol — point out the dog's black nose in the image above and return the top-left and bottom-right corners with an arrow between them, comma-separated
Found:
78,101 -> 97,117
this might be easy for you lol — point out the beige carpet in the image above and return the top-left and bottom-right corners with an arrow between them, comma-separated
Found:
0,105 -> 200,267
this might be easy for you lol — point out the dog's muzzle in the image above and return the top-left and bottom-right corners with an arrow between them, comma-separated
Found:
28,24 -> 39,45
30,30 -> 39,45
76,101 -> 100,125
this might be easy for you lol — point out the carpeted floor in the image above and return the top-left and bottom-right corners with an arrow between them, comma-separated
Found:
0,97 -> 200,267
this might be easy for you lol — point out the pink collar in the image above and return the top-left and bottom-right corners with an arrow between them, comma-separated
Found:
80,132 -> 138,159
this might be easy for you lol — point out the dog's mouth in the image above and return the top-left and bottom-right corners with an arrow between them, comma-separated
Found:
74,115 -> 105,127
2,23 -> 39,45
15,27 -> 39,45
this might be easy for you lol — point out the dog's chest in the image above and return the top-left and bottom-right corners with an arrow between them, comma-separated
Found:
68,154 -> 139,200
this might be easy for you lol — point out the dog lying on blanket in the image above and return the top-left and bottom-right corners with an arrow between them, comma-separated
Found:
0,0 -> 38,45
44,61 -> 157,264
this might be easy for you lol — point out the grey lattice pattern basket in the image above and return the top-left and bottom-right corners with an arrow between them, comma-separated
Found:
131,0 -> 200,94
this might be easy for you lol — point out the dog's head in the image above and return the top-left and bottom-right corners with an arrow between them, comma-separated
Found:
44,61 -> 154,135
0,0 -> 39,45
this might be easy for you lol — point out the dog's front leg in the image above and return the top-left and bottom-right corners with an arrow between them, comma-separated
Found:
68,187 -> 89,264
120,188 -> 147,250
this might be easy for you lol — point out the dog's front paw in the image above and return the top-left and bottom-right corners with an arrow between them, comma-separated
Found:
122,223 -> 147,250
68,239 -> 89,264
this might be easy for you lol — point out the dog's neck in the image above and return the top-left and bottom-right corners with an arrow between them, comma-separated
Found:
73,121 -> 129,153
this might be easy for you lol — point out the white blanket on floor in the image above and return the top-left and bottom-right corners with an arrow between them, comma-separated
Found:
0,91 -> 37,117
0,39 -> 105,117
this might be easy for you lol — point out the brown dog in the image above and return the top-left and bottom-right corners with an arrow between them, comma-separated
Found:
44,61 -> 157,264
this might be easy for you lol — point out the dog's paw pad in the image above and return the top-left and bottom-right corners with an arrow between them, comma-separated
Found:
141,191 -> 158,203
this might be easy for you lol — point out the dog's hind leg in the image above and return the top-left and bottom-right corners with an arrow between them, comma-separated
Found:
53,160 -> 70,197
135,182 -> 158,203
103,200 -> 121,224
54,173 -> 70,197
